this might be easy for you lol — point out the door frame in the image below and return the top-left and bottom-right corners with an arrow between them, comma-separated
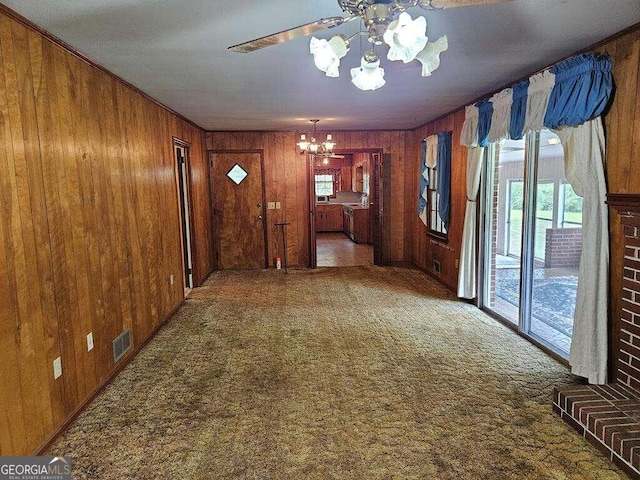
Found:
307,148 -> 385,268
173,138 -> 194,291
479,134 -> 570,363
506,179 -> 523,258
209,149 -> 268,270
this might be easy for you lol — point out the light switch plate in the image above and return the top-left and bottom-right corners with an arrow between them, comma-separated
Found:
53,357 -> 62,379
267,202 -> 275,210
275,202 -> 281,209
170,274 -> 174,285
87,332 -> 94,351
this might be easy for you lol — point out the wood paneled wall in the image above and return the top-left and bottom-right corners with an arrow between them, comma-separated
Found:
206,131 -> 409,267
597,27 -> 640,379
0,9 -> 208,455
405,111 -> 467,291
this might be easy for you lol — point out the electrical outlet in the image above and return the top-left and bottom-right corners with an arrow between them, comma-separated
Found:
267,202 -> 275,210
455,258 -> 459,268
275,202 -> 281,209
170,274 -> 174,285
87,332 -> 94,351
53,357 -> 62,379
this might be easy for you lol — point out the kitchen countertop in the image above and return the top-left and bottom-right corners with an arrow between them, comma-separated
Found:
317,202 -> 365,207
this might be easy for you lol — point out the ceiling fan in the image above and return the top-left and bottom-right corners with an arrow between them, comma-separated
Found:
228,0 -> 513,54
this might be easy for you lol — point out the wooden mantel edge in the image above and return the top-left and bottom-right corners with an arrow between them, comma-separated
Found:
606,193 -> 640,213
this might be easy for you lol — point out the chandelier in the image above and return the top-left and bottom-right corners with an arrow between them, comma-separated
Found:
309,5 -> 448,91
297,119 -> 336,156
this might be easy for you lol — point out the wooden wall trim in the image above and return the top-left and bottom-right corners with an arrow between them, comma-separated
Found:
0,3 -> 206,132
607,193 -> 640,212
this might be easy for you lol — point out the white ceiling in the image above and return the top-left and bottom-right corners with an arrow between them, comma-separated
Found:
4,0 -> 640,131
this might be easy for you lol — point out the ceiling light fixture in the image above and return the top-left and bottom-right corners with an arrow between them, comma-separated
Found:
309,2 -> 448,91
310,35 -> 350,77
351,49 -> 386,91
298,119 -> 336,156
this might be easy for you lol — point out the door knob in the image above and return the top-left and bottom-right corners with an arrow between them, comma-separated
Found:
257,215 -> 263,221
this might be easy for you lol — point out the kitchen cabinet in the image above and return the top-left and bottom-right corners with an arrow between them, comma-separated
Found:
352,154 -> 370,195
343,205 -> 369,243
353,165 -> 364,192
340,166 -> 352,192
316,204 -> 343,232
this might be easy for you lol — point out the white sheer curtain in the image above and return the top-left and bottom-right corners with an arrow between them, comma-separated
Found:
458,105 -> 482,299
488,88 -> 512,143
460,105 -> 479,147
554,117 -> 609,384
457,146 -> 484,299
523,70 -> 555,135
426,134 -> 438,168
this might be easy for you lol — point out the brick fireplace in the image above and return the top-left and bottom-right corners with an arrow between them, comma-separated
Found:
553,194 -> 640,479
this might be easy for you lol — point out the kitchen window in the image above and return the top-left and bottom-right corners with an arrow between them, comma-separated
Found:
315,174 -> 335,196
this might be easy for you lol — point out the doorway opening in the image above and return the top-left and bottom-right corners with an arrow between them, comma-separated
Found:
309,150 -> 385,268
174,140 -> 194,291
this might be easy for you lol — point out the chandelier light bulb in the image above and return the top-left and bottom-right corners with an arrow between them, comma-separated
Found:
297,133 -> 309,151
323,133 -> 335,153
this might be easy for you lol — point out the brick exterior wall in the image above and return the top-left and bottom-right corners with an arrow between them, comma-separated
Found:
544,228 -> 582,268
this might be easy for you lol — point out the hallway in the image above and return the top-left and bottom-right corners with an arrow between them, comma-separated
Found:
316,232 -> 373,267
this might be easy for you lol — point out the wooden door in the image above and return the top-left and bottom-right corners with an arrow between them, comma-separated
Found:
175,143 -> 194,289
308,155 -> 317,268
372,152 -> 388,266
211,151 -> 267,269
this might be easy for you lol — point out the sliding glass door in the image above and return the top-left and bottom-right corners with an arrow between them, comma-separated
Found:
481,130 -> 580,357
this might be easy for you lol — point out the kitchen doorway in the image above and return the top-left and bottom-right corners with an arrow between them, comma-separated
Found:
310,150 -> 383,267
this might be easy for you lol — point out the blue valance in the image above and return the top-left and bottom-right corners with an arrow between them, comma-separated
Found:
476,100 -> 493,147
437,131 -> 452,229
462,52 -> 613,146
544,53 -> 612,129
510,79 -> 529,140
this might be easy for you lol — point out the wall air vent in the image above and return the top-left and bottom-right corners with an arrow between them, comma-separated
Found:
432,259 -> 441,275
112,329 -> 132,363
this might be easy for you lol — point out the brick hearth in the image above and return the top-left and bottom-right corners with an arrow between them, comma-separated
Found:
554,194 -> 640,479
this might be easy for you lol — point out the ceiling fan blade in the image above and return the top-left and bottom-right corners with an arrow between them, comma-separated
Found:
423,0 -> 514,8
228,16 -> 355,53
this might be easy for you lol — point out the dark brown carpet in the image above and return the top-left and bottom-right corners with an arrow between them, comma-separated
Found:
48,266 -> 627,479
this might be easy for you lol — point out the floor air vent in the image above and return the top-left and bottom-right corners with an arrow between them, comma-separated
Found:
112,329 -> 132,363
